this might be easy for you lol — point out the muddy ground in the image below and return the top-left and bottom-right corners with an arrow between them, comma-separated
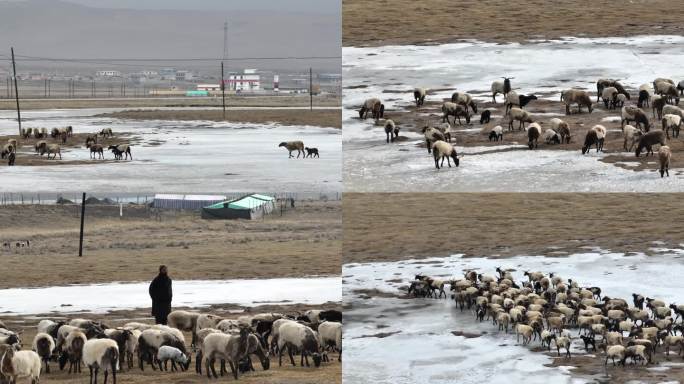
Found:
343,0 -> 684,46
97,108 -> 342,129
0,95 -> 340,110
343,193 -> 684,263
368,88 -> 680,175
0,199 -> 340,289
0,301 -> 342,384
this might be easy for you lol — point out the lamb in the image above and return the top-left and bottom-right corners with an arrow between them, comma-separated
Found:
442,102 -> 471,125
527,123 -> 542,149
278,141 -> 305,159
0,348 -> 41,384
662,114 -> 681,139
597,79 -> 629,103
488,125 -> 503,142
359,98 -> 384,120
549,118 -> 570,144
277,321 -> 322,368
167,310 -> 200,348
201,327 -> 250,379
422,126 -> 446,153
635,130 -> 666,157
318,321 -> 342,361
413,88 -> 427,107
82,338 -> 119,384
542,129 -> 561,145
638,89 -> 650,108
491,77 -> 512,103
431,140 -> 459,169
581,125 -> 606,154
59,330 -> 87,374
616,93 -> 628,108
384,119 -> 399,143
156,345 -> 189,371
305,147 -> 319,158
621,106 -> 650,132
622,125 -> 642,152
451,92 -> 478,113
32,332 -> 55,373
604,345 -> 626,366
508,108 -> 533,131
480,110 -> 491,124
561,89 -> 593,115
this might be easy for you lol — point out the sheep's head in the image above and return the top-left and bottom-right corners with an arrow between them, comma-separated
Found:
312,352 -> 322,367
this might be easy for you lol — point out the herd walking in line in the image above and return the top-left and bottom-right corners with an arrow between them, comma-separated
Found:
0,308 -> 342,384
407,268 -> 684,367
358,76 -> 684,177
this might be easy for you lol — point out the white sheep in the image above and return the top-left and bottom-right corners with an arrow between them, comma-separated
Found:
167,310 -> 200,346
526,122 -> 542,150
318,321 -> 342,361
542,129 -> 561,145
431,140 -> 459,170
504,90 -> 520,114
384,119 -> 400,143
508,108 -> 533,131
604,345 -> 625,366
422,126 -> 446,153
621,106 -> 650,131
515,324 -> 533,345
554,336 -> 571,358
622,125 -> 642,152
488,125 -> 503,142
442,102 -> 471,125
451,92 -> 477,113
0,348 -> 41,384
662,114 -> 682,139
124,329 -> 141,370
156,345 -> 189,371
549,118 -> 570,143
82,338 -> 119,384
413,88 -> 427,107
201,328 -> 250,379
277,321 -> 322,367
60,329 -> 87,374
659,145 -> 672,178
32,332 -> 55,373
491,78 -> 512,103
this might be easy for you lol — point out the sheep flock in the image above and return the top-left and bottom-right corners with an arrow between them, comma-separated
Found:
0,308 -> 342,383
358,77 -> 683,177
406,267 -> 684,369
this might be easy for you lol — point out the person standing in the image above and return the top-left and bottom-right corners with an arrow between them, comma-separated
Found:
149,265 -> 172,325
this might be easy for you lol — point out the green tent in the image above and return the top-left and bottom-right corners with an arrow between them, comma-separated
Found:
201,194 -> 275,220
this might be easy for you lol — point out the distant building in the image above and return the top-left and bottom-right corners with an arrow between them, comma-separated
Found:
226,69 -> 260,92
96,70 -> 122,78
175,70 -> 195,82
197,84 -> 221,91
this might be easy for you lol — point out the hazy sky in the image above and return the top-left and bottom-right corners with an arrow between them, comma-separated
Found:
0,0 -> 341,73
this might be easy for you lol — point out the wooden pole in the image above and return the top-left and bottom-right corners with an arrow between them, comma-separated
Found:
221,61 -> 226,120
79,192 -> 86,257
309,67 -> 313,111
11,48 -> 21,135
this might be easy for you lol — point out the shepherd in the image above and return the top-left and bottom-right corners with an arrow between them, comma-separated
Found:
149,265 -> 173,325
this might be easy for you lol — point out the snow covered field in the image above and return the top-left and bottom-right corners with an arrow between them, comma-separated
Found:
0,276 -> 341,315
0,107 -> 341,193
343,36 -> 684,192
342,249 -> 684,383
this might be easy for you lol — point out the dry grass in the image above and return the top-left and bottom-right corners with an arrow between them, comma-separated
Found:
97,109 -> 342,128
343,0 -> 684,46
0,200 -> 341,289
0,95 -> 340,110
343,193 -> 684,263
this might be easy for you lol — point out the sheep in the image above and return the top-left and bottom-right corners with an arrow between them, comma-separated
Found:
621,106 -> 650,132
597,79 -> 629,102
431,140 -> 459,169
488,125 -> 503,142
653,306 -> 672,319
439,123 -> 454,143
542,129 -> 561,145
318,321 -> 342,361
37,320 -> 66,341
59,330 -> 87,374
278,141 -> 305,159
515,324 -> 533,345
548,118 -> 570,144
201,327 -> 250,379
277,321 -> 321,368
663,105 -> 684,120
50,128 -> 60,138
624,344 -> 650,365
491,77 -> 513,103
451,92 -> 478,113
121,322 -> 152,332
601,87 -> 618,108
553,335 -> 571,358
384,119 -> 399,143
156,345 -> 189,371
123,329 -> 141,370
32,333 -> 55,373
137,328 -> 187,371
664,335 -> 684,356
622,125 -> 642,152
34,141 -> 47,155
108,144 -> 132,160
442,102 -> 470,125
504,90 -> 519,114
422,126 -> 446,154
605,332 -> 624,346
41,144 -> 61,160
88,144 -> 104,159
167,310 -> 200,348
638,89 -> 650,108
527,123 -> 542,150
359,98 -> 384,120
635,130 -> 666,157
508,108 -> 533,131
6,139 -> 17,151
21,128 -> 32,139
413,88 -> 427,107
581,125 -> 606,154
604,345 -> 626,366
518,94 -> 538,109
82,338 -> 119,384
239,333 -> 270,373
195,315 -> 223,335
103,329 -> 132,369
654,80 -> 680,105
0,348 -> 41,384
561,89 -> 593,115
662,114 -> 681,139
651,96 -> 667,120
99,128 -> 113,138
0,144 -> 14,160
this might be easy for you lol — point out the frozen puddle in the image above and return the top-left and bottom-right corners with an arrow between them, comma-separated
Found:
0,276 -> 341,315
343,35 -> 684,192
0,108 -> 341,194
342,251 -> 684,383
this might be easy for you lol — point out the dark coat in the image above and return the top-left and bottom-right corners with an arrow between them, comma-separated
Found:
149,274 -> 172,318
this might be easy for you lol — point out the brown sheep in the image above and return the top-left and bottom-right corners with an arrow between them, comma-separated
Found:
278,141 -> 305,158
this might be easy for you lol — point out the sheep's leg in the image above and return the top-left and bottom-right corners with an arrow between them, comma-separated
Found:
104,370 -> 108,384
229,361 -> 238,380
278,346 -> 283,367
209,358 -> 218,379
288,345 -> 296,366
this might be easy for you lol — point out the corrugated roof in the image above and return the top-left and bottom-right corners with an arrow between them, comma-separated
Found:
205,194 -> 275,210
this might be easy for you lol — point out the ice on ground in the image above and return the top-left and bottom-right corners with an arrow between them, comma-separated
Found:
0,108 -> 341,194
343,250 -> 684,383
343,36 -> 684,192
0,276 -> 341,315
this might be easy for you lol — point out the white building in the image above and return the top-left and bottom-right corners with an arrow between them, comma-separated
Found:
175,70 -> 195,82
197,84 -> 221,91
96,70 -> 122,78
226,69 -> 260,92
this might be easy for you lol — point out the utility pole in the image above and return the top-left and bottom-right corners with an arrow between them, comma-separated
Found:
309,67 -> 313,111
221,61 -> 226,120
78,192 -> 86,257
11,47 -> 21,135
